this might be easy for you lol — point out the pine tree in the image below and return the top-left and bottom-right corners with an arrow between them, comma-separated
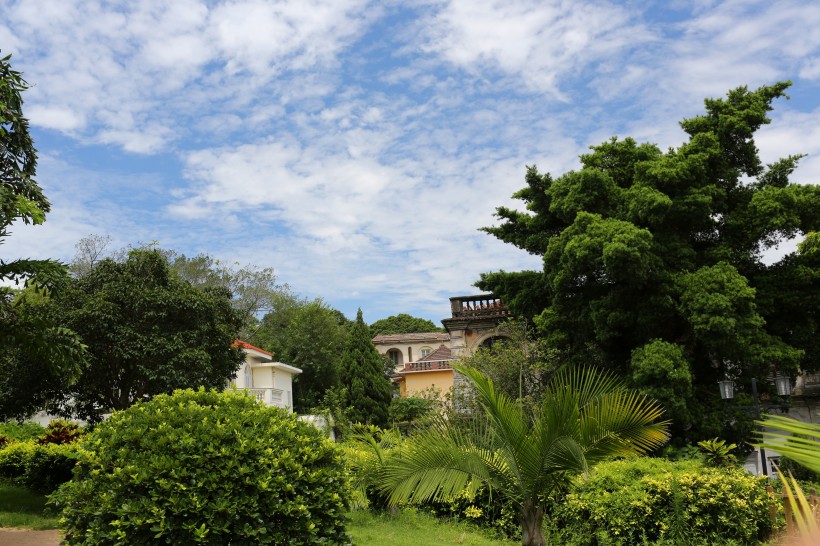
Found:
341,309 -> 391,427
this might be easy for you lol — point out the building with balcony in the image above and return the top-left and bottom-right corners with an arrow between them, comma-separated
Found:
394,344 -> 455,398
374,294 -> 513,399
232,340 -> 301,412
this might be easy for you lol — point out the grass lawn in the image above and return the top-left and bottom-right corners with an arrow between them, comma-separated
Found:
0,482 -> 59,530
348,509 -> 516,545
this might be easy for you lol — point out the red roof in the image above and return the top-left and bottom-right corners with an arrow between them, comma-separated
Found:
417,344 -> 454,362
233,339 -> 272,357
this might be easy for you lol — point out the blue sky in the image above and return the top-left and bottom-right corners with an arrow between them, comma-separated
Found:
2,0 -> 820,325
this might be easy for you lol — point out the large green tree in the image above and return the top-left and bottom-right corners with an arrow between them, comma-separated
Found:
478,83 -> 820,443
254,297 -> 349,412
381,366 -> 669,546
369,314 -> 443,337
341,309 -> 392,427
0,52 -> 86,420
48,248 -> 245,421
70,236 -> 288,338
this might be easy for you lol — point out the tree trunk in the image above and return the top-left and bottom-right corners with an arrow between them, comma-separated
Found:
521,500 -> 546,546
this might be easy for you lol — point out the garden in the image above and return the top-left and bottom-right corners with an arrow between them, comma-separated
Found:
2,371 -> 817,546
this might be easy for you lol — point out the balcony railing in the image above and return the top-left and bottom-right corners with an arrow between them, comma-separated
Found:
248,388 -> 286,407
449,294 -> 511,319
403,360 -> 453,372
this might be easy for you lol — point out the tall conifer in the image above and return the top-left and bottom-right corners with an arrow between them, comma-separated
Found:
341,309 -> 391,427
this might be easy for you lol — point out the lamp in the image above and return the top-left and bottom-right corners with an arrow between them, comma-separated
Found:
718,379 -> 735,400
775,375 -> 792,397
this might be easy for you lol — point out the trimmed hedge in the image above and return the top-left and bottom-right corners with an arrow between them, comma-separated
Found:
0,441 -> 81,493
552,458 -> 778,545
51,388 -> 350,545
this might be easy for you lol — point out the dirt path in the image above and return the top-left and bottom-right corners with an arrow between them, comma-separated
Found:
0,528 -> 61,546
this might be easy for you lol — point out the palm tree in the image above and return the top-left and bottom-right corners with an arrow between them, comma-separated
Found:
758,415 -> 820,542
380,365 -> 670,546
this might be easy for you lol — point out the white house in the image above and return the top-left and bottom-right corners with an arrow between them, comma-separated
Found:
233,340 -> 301,412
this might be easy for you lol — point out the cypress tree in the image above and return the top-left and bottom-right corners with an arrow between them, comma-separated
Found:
341,309 -> 392,427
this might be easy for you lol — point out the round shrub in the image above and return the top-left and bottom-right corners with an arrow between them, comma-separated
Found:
52,389 -> 350,545
553,458 -> 778,545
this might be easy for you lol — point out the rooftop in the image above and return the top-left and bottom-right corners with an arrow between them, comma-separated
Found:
372,332 -> 450,344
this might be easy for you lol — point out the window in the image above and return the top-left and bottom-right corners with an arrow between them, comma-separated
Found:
244,365 -> 253,388
387,349 -> 403,367
420,346 -> 432,358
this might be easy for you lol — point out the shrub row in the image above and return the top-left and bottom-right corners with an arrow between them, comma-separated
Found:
552,458 -> 778,545
0,441 -> 81,493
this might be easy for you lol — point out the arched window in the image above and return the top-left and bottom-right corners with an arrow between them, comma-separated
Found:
244,365 -> 253,388
481,335 -> 509,351
420,346 -> 432,358
387,349 -> 403,368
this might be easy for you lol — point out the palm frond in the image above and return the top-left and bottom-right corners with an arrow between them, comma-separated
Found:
758,415 -> 820,474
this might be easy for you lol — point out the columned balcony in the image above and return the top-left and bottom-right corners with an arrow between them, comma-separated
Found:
248,388 -> 286,408
402,360 -> 453,372
449,294 -> 511,319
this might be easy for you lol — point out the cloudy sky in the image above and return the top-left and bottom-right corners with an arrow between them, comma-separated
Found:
2,0 -> 820,325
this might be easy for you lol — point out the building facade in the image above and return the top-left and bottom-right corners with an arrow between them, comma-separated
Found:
232,340 -> 302,412
372,294 -> 512,398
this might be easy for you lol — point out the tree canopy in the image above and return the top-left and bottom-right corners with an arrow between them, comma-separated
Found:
254,297 -> 349,413
341,309 -> 392,427
47,249 -> 245,421
478,83 -> 820,443
70,236 -> 289,338
369,314 -> 443,337
0,52 -> 86,420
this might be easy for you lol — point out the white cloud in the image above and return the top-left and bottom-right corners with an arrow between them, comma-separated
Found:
4,0 -> 820,323
420,0 -> 653,96
0,0 -> 378,152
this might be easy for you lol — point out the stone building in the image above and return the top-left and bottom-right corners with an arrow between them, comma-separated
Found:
372,294 -> 512,398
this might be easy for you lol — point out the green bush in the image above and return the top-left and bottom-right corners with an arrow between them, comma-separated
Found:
423,482 -> 518,539
0,441 -> 81,493
553,458 -> 778,545
0,421 -> 45,441
51,388 -> 350,545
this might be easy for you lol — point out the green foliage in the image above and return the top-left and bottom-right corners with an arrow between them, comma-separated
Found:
38,420 -> 84,445
0,52 -> 87,422
48,248 -> 245,421
758,414 -> 820,474
456,319 -> 556,407
478,83 -> 819,445
630,340 -> 693,437
553,458 -> 777,545
255,297 -> 348,412
342,426 -> 404,511
168,251 -> 289,336
370,314 -> 443,336
0,441 -> 81,494
380,366 -> 669,546
0,421 -> 44,441
341,309 -> 392,428
51,388 -> 350,545
697,438 -> 738,468
389,395 -> 437,428
423,482 -> 519,539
